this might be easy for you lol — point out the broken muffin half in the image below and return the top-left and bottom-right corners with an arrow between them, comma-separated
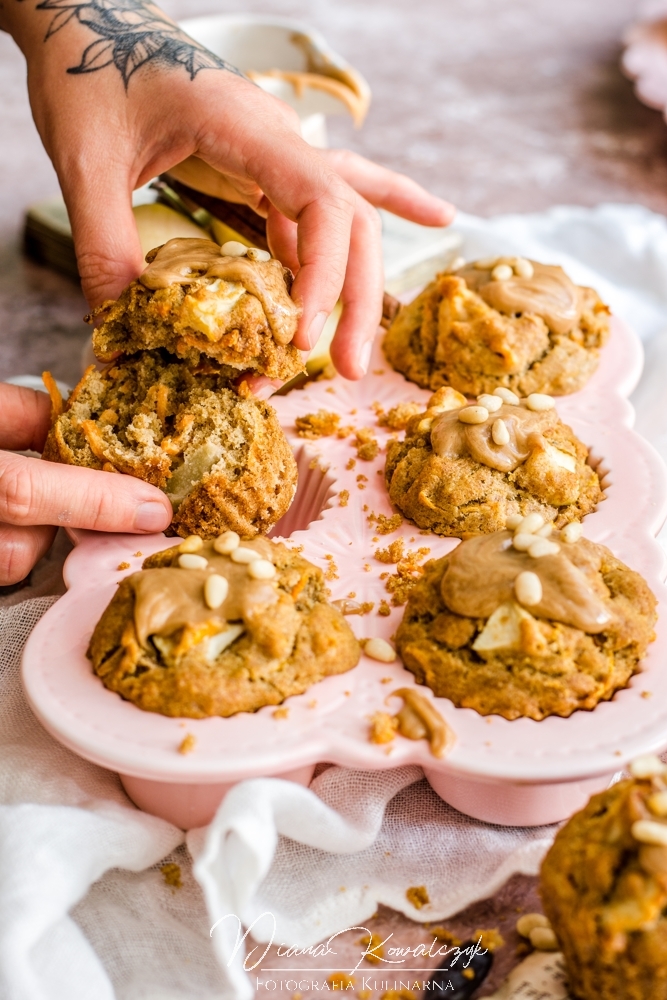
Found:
43,350 -> 297,539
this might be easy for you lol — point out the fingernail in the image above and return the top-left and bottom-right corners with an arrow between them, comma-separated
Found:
306,311 -> 328,350
254,380 -> 283,400
359,340 -> 373,375
134,502 -> 169,533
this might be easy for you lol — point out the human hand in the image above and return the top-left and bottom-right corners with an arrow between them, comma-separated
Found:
0,384 -> 172,585
3,1 -> 454,380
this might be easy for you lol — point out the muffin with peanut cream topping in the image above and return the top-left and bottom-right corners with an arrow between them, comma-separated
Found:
541,755 -> 667,999
383,257 -> 610,396
385,386 -> 602,537
395,526 -> 656,720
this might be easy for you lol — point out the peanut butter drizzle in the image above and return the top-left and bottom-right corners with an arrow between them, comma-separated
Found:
391,688 -> 455,758
131,538 -> 277,647
247,69 -> 369,127
440,532 -> 611,633
460,261 -> 582,336
139,238 -> 300,345
430,402 -> 560,474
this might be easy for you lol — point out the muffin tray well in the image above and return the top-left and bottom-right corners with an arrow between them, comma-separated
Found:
22,316 -> 667,829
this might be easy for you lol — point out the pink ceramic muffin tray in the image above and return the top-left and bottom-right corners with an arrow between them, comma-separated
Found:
22,316 -> 667,829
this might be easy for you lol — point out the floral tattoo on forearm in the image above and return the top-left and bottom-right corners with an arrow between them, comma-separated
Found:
22,0 -> 242,86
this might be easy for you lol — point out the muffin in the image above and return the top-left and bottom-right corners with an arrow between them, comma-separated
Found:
89,237 -> 304,382
88,534 -> 361,717
383,256 -> 610,396
541,756 -> 667,999
385,386 -> 602,537
395,526 -> 656,720
43,350 -> 297,539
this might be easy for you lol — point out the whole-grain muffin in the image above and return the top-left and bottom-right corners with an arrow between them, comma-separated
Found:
385,386 -> 602,537
541,758 -> 667,999
43,350 -> 297,539
383,257 -> 610,396
88,535 -> 360,717
395,527 -> 656,720
90,237 -> 304,382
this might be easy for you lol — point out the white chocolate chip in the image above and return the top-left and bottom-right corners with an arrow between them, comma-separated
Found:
516,513 -> 545,535
527,538 -> 560,559
221,241 -> 248,257
514,571 -> 542,607
492,418 -> 510,446
529,927 -> 559,952
472,601 -> 536,653
204,573 -> 229,609
248,558 -> 277,580
365,637 -> 397,662
231,546 -> 262,564
525,393 -> 555,412
474,257 -> 498,269
477,393 -> 503,413
632,819 -> 667,846
206,623 -> 245,661
536,523 -> 553,537
506,514 -> 523,531
213,530 -> 241,555
543,442 -> 577,473
512,533 -> 535,552
630,755 -> 666,779
561,521 -> 583,544
246,247 -> 271,262
516,913 -> 551,939
492,263 -> 513,281
648,791 -> 667,817
513,257 -> 534,279
178,553 -> 208,570
493,387 -> 520,406
458,405 -> 489,425
179,535 -> 203,553
418,417 -> 433,433
448,255 -> 466,271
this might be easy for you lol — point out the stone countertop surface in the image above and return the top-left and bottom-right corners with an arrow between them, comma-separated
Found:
0,0 -> 663,994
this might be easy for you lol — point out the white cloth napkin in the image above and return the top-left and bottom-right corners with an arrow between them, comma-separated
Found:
5,203 -> 667,1000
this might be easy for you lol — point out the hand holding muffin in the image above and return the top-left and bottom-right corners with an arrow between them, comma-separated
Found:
0,0 -> 454,381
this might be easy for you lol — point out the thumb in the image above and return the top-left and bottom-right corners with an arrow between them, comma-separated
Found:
62,167 -> 144,308
0,454 -> 172,534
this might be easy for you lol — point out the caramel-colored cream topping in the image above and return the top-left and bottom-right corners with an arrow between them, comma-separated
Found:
131,538 -> 277,647
461,261 -> 582,336
139,237 -> 300,345
440,532 -> 611,633
430,402 -> 560,474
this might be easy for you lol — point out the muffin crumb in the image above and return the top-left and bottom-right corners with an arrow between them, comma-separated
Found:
160,862 -> 182,889
406,885 -> 430,909
178,734 -> 196,755
295,410 -> 340,438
